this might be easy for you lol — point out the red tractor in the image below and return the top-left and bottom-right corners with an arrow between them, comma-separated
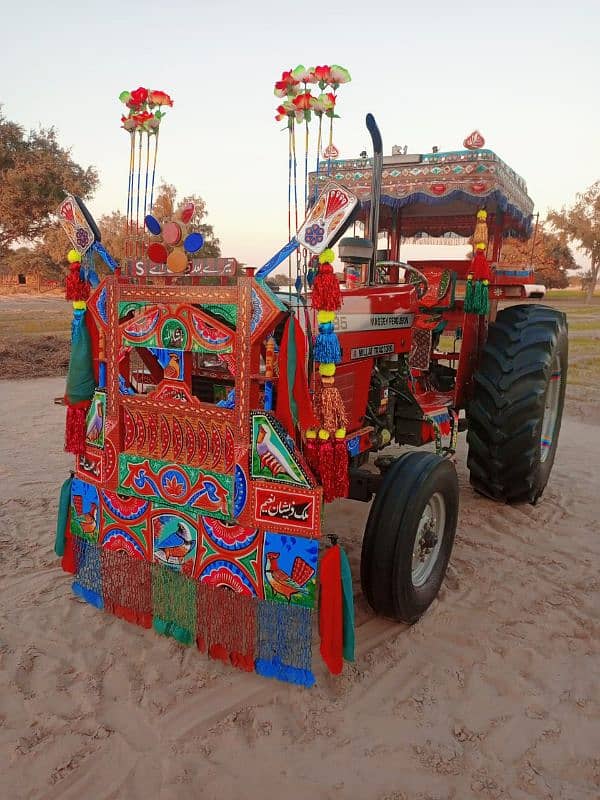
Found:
270,115 -> 568,624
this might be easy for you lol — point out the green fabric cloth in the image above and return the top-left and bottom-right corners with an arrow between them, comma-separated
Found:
339,546 -> 355,662
54,475 -> 73,557
66,310 -> 96,404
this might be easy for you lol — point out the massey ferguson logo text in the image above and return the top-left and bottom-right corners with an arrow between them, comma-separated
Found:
335,313 -> 414,332
371,314 -> 412,328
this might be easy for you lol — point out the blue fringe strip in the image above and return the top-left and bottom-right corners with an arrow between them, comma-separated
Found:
255,659 -> 315,688
72,581 -> 104,609
359,190 -> 533,237
91,241 -> 118,271
256,238 -> 300,279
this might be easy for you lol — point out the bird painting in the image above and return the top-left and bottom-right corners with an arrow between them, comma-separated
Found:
264,552 -> 315,603
154,520 -> 194,566
256,424 -> 299,480
86,398 -> 104,444
71,494 -> 98,536
163,352 -> 181,380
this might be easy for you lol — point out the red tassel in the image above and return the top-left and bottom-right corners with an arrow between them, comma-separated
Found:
65,263 -> 90,301
318,438 -> 336,503
319,544 -> 343,675
312,263 -> 341,311
472,249 -> 490,282
61,511 -> 77,574
333,437 -> 349,499
304,437 -> 321,478
65,401 -> 90,455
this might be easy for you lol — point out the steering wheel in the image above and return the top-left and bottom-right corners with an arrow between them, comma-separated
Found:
375,260 -> 429,299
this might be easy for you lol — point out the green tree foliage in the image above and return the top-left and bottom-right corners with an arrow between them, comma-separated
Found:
0,108 -> 97,256
499,225 -> 577,289
547,181 -> 600,302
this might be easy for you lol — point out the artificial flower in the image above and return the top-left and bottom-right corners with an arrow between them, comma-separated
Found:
275,100 -> 296,123
118,91 -> 131,104
274,69 -> 299,98
132,110 -> 154,128
148,89 -> 173,107
292,64 -> 315,84
130,86 -> 149,106
314,65 -> 332,88
313,92 -> 336,116
292,91 -> 315,122
329,65 -> 351,88
120,115 -> 137,132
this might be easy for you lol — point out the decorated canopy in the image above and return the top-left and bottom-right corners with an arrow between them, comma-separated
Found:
310,148 -> 534,238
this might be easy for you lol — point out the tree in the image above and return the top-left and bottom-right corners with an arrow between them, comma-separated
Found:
0,108 -> 97,256
151,182 -> 220,258
499,225 -> 577,289
547,181 -> 600,302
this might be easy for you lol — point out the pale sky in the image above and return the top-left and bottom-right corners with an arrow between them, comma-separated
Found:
2,0 -> 598,269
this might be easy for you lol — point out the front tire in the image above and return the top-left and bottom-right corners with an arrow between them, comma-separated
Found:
360,452 -> 459,623
467,304 -> 568,504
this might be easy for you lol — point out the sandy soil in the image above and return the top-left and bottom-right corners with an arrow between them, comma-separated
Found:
1,376 -> 598,800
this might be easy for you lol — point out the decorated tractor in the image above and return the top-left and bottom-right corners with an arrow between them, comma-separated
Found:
53,77 -> 567,686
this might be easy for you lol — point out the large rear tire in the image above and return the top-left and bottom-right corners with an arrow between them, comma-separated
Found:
467,304 -> 568,504
360,452 -> 459,623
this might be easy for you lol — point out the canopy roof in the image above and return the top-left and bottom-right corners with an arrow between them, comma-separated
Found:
310,149 -> 534,238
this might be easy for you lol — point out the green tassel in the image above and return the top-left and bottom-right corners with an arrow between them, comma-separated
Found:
54,474 -> 73,557
339,547 -> 355,662
473,280 -> 490,315
464,275 -> 475,313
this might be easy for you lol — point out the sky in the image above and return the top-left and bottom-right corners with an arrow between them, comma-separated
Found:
1,0 -> 599,270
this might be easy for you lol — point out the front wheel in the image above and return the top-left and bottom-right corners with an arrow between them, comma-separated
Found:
360,452 -> 459,623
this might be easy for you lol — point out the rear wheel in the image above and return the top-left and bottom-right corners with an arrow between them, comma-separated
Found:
360,452 -> 459,623
467,304 -> 568,504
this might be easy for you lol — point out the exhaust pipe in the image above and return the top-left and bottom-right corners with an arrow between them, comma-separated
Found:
366,113 -> 383,284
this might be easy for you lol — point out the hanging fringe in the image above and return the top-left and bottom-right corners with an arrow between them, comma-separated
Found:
317,436 -> 336,503
101,550 -> 153,628
65,257 -> 89,301
464,274 -> 475,313
255,600 -> 315,687
333,435 -> 349,499
151,564 -> 197,645
197,583 -> 256,672
61,509 -> 77,575
304,431 -> 321,478
319,543 -> 343,675
64,401 -> 89,456
72,539 -> 103,608
315,376 -> 347,434
275,314 -> 318,436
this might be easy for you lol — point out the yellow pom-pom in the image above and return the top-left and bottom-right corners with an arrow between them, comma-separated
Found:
476,209 -> 487,221
67,249 -> 82,263
317,310 -> 335,324
72,300 -> 87,310
334,427 -> 346,439
319,248 -> 335,264
319,362 -> 336,377
318,429 -> 330,440
475,242 -> 486,251
305,429 -> 317,440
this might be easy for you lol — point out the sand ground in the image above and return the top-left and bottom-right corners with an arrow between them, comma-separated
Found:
1,310 -> 599,799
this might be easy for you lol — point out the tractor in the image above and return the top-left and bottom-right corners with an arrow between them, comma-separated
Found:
271,115 -> 568,624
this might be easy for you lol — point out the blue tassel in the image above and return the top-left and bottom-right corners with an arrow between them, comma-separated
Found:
255,658 -> 315,687
294,274 -> 303,293
314,325 -> 341,364
72,581 -> 104,609
307,268 -> 315,287
71,309 -> 85,343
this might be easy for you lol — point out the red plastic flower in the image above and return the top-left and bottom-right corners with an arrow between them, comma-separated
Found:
314,65 -> 332,87
121,114 -> 136,131
148,89 -> 173,107
274,69 -> 299,98
130,86 -> 149,106
132,111 -> 154,127
293,92 -> 314,111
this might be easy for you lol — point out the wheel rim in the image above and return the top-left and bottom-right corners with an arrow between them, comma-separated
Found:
412,492 -> 446,587
540,353 -> 562,464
